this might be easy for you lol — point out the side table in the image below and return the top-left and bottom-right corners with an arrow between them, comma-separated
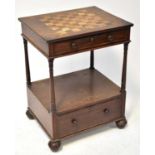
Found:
19,6 -> 133,152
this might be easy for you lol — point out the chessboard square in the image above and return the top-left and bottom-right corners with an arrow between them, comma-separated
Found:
50,27 -> 59,31
96,17 -> 103,21
84,16 -> 91,19
56,23 -> 63,27
45,22 -> 54,26
83,18 -> 89,22
102,20 -> 109,23
78,21 -> 86,25
61,27 -> 70,32
69,21 -> 77,25
78,12 -> 86,16
67,14 -> 75,18
65,20 -> 71,24
87,13 -> 96,17
58,31 -> 65,34
40,18 -> 48,22
68,24 -> 76,27
79,9 -> 88,13
62,18 -> 69,22
40,18 -> 52,22
88,24 -> 96,28
70,20 -> 78,24
54,16 -> 61,19
72,28 -> 81,32
78,23 -> 85,27
98,21 -> 105,24
86,25 -> 95,29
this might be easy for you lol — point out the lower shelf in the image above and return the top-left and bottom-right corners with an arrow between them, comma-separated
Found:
29,69 -> 121,114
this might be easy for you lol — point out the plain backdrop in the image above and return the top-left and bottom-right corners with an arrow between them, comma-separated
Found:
14,0 -> 139,155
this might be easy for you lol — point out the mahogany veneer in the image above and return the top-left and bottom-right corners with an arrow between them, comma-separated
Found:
19,6 -> 133,152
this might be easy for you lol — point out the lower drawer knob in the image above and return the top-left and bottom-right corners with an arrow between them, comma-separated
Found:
71,119 -> 78,125
103,108 -> 110,114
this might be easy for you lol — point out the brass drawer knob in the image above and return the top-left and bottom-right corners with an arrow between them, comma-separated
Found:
71,42 -> 77,49
103,108 -> 110,114
107,34 -> 113,41
71,118 -> 78,125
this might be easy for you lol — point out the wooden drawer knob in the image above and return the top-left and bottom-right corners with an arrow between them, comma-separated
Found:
90,37 -> 95,42
71,42 -> 77,49
103,108 -> 110,114
107,35 -> 113,41
71,118 -> 78,125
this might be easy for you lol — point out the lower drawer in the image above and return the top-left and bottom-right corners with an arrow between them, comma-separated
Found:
56,97 -> 122,138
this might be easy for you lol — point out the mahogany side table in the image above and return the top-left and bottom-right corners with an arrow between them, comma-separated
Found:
19,6 -> 133,152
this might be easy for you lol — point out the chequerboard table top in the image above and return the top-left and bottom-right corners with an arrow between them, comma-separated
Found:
19,6 -> 132,42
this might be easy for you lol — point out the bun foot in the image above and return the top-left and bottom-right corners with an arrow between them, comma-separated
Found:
26,109 -> 34,120
48,141 -> 61,152
116,118 -> 127,129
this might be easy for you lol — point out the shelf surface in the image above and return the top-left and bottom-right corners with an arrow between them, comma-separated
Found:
29,69 -> 121,114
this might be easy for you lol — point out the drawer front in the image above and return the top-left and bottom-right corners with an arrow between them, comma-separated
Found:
53,28 -> 130,57
56,97 -> 122,138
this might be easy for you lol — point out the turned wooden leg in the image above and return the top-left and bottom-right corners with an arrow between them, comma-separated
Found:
23,38 -> 31,86
90,50 -> 94,69
26,108 -> 34,120
48,140 -> 61,152
116,118 -> 127,129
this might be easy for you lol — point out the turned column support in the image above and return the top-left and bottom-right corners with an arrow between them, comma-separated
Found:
121,42 -> 129,93
23,38 -> 31,86
48,58 -> 56,112
90,50 -> 94,69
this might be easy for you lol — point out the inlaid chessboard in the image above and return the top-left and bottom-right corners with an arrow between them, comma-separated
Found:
39,9 -> 110,36
19,6 -> 132,41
